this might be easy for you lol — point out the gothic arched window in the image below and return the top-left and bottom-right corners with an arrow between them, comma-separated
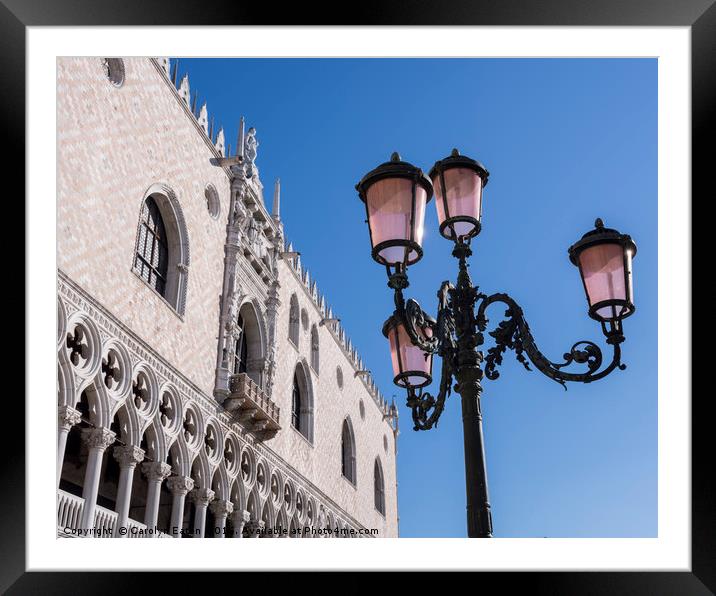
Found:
288,294 -> 299,346
233,314 -> 248,375
374,458 -> 385,515
291,373 -> 302,433
134,196 -> 168,296
341,418 -> 356,486
132,186 -> 190,315
291,362 -> 314,443
310,325 -> 319,374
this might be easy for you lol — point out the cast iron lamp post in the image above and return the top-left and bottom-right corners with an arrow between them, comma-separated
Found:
356,150 -> 637,538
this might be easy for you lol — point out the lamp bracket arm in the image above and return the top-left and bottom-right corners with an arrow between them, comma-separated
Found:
476,293 -> 625,388
406,350 -> 455,431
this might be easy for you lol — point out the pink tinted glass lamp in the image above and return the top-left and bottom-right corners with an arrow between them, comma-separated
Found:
382,314 -> 434,389
429,148 -> 489,241
355,152 -> 434,268
568,218 -> 637,323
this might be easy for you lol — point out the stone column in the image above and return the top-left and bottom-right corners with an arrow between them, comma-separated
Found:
209,499 -> 233,538
141,462 -> 172,533
112,445 -> 145,537
232,509 -> 251,538
189,488 -> 215,538
80,427 -> 116,531
57,405 -> 82,487
167,476 -> 194,538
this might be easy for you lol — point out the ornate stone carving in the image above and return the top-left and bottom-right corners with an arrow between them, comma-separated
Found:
244,127 -> 258,170
167,475 -> 194,496
113,445 -> 145,468
209,499 -> 234,518
142,461 -> 172,482
58,405 -> 82,431
190,487 -> 215,507
81,427 -> 116,451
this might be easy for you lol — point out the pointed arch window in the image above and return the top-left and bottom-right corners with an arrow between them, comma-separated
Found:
291,373 -> 302,433
135,196 -> 168,296
233,314 -> 248,375
341,418 -> 356,486
291,363 -> 314,443
374,458 -> 385,515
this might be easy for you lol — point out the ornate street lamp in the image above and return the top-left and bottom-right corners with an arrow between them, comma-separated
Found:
429,148 -> 489,241
357,149 -> 637,538
356,152 -> 433,267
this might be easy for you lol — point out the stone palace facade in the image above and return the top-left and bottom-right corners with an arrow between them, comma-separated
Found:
57,57 -> 399,538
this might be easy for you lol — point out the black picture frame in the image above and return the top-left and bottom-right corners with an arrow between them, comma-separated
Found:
9,0 -> 710,591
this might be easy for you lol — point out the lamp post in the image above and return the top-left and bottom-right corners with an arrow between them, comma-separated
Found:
356,150 -> 637,538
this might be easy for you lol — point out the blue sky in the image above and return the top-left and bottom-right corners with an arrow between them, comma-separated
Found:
179,58 -> 657,538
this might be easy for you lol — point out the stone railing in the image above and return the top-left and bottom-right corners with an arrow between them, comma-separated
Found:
57,489 -> 84,534
225,373 -> 281,440
57,489 -> 168,538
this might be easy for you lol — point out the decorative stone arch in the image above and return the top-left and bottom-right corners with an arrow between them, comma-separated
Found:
57,296 -> 68,349
222,432 -> 241,478
167,436 -> 190,477
289,514 -> 300,538
288,293 -> 299,346
291,359 -> 315,443
210,464 -> 230,502
65,313 -> 103,382
260,499 -> 274,533
99,340 -> 133,400
181,402 -> 204,453
189,449 -> 212,490
156,382 -> 183,440
57,356 -> 76,409
275,508 -> 288,537
230,477 -> 246,513
341,416 -> 357,486
109,402 -> 136,446
128,361 -> 160,422
203,417 -> 223,466
75,381 -> 109,428
139,420 -> 164,463
234,298 -> 268,387
239,446 -> 257,490
246,487 -> 261,522
133,183 -> 190,315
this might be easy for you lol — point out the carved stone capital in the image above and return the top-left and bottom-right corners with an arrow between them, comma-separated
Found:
58,405 -> 82,431
190,487 -> 215,507
166,475 -> 194,497
142,461 -> 172,482
209,499 -> 234,518
81,427 -> 116,451
112,445 -> 145,468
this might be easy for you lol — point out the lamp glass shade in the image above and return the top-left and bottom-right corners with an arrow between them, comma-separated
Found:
578,242 -> 634,321
432,167 -> 483,239
366,177 -> 427,265
387,319 -> 432,388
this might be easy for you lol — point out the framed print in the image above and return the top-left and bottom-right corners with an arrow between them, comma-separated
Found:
9,0 -> 710,591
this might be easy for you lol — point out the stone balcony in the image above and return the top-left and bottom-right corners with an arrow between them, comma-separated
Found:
224,373 -> 281,440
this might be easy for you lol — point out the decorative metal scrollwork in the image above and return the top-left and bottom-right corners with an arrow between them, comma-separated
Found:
477,293 -> 625,389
